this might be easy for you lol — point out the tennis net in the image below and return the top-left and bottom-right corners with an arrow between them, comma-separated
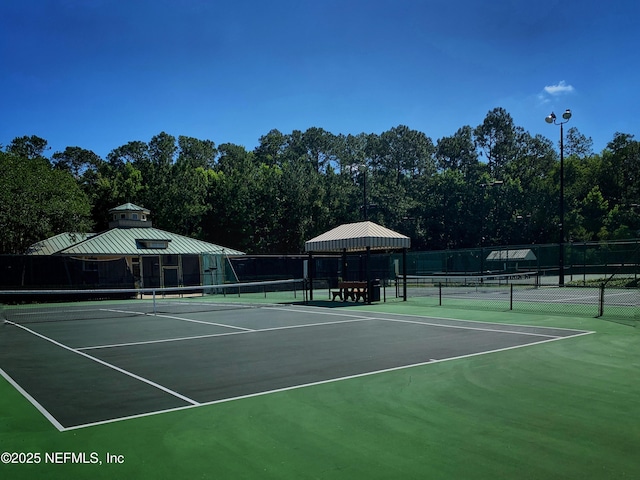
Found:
402,272 -> 539,290
1,279 -> 306,325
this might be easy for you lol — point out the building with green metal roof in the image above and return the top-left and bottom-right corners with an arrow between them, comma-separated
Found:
27,203 -> 244,288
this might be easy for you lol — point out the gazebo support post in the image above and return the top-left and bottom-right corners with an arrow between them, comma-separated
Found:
402,247 -> 407,301
366,246 -> 371,304
341,248 -> 347,281
308,252 -> 313,301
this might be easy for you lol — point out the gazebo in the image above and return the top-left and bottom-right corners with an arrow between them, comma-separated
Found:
304,221 -> 411,302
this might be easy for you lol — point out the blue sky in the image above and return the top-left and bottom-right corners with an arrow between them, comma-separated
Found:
1,0 -> 638,159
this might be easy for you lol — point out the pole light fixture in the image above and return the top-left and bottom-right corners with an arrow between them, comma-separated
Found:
545,108 -> 572,286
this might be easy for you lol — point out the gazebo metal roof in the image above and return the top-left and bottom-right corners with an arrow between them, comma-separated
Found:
304,221 -> 410,253
486,249 -> 537,262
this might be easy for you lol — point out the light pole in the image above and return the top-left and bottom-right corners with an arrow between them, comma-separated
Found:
359,164 -> 368,221
479,180 -> 503,275
545,108 -> 572,286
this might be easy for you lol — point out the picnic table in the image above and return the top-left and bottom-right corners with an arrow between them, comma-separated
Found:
331,281 -> 368,302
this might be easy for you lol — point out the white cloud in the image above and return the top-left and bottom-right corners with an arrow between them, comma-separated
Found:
537,93 -> 551,104
544,80 -> 575,95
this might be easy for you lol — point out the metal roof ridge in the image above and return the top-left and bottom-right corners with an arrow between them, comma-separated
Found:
108,202 -> 149,212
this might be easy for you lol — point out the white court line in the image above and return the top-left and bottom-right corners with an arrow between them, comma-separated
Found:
61,329 -> 595,432
78,330 -> 248,350
374,317 -> 566,338
153,313 -> 255,331
0,367 -> 66,432
542,290 -> 637,305
99,308 -> 147,316
5,305 -> 593,431
111,301 -> 591,336
546,294 -> 600,303
82,304 -> 592,351
102,309 -> 255,331
78,316 -> 375,351
10,307 -> 125,319
604,291 -> 638,298
287,304 -> 593,335
5,321 -> 200,407
283,305 -> 586,339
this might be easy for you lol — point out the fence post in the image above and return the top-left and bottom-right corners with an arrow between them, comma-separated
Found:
510,283 -> 513,310
598,283 -> 605,317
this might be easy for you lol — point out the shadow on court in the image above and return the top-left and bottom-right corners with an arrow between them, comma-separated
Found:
291,300 -> 376,308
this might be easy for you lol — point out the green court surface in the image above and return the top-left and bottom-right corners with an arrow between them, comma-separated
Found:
1,300 -> 639,479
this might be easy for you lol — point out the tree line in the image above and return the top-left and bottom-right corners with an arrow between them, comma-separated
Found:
1,107 -> 639,255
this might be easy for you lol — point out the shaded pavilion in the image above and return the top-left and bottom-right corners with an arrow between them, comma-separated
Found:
304,221 -> 410,302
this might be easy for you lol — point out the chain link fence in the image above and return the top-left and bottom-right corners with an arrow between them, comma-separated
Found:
399,273 -> 638,326
2,239 -> 637,323
394,240 -> 640,281
386,239 -> 639,325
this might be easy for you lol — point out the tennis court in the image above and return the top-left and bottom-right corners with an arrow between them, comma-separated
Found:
401,272 -> 639,321
1,294 -> 591,431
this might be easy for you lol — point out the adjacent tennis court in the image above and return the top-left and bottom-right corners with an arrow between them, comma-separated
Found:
402,273 -> 639,321
1,297 -> 591,431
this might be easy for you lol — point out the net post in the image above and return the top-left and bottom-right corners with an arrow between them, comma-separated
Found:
439,282 -> 442,306
598,283 -> 605,317
152,289 -> 157,315
510,283 -> 513,310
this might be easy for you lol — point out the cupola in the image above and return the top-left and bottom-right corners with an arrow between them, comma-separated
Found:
108,203 -> 152,229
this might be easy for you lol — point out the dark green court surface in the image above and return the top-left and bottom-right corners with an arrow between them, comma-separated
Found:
1,305 -> 590,430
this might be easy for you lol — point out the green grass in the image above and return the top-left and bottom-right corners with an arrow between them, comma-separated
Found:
1,303 -> 639,479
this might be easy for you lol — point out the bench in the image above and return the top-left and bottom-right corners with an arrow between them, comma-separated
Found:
331,281 -> 368,302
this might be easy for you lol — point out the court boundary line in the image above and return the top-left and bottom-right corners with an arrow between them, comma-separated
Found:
153,312 -> 256,331
77,315 -> 376,351
374,317 -> 567,338
3,306 -> 594,432
60,329 -> 594,432
103,309 -> 256,331
76,304 -> 592,351
0,367 -> 66,432
287,304 -> 594,335
4,321 -> 201,420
